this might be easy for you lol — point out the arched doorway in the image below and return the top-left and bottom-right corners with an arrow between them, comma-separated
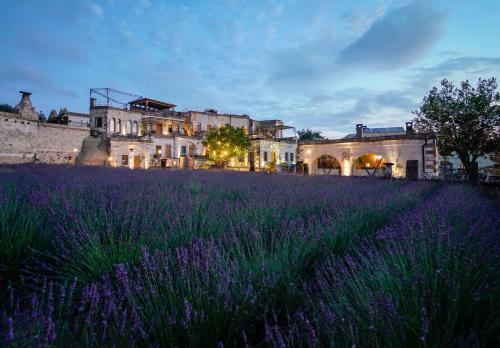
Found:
352,153 -> 387,176
271,150 -> 277,163
314,155 -> 341,175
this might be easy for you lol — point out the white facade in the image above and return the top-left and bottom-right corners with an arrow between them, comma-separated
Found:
300,136 -> 438,179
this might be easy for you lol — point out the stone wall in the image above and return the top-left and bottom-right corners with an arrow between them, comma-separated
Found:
299,137 -> 437,179
0,111 -> 89,164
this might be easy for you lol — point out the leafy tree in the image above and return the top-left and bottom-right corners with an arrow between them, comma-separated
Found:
413,78 -> 500,179
298,128 -> 325,140
202,124 -> 251,165
0,103 -> 14,113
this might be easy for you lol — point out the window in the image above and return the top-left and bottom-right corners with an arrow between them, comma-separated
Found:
121,155 -> 129,165
290,153 -> 294,162
168,124 -> 173,133
95,117 -> 102,128
147,123 -> 152,133
110,118 -> 115,132
188,145 -> 194,157
285,152 -> 289,162
181,146 -> 187,157
117,119 -> 121,134
165,145 -> 171,158
126,120 -> 132,134
263,151 -> 268,162
156,145 -> 162,157
132,121 -> 138,134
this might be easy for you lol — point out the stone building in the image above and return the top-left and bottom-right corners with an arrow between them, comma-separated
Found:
0,91 -> 88,164
299,122 -> 438,179
86,88 -> 297,170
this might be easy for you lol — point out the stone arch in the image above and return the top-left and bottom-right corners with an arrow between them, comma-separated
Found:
352,152 -> 387,177
313,154 -> 341,175
132,121 -> 138,135
116,119 -> 122,134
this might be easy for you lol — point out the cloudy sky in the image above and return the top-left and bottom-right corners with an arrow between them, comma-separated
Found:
1,0 -> 499,137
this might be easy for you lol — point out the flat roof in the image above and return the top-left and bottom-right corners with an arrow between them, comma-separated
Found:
300,133 -> 436,145
129,97 -> 176,110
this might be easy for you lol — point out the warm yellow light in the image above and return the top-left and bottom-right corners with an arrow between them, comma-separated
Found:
306,149 -> 312,154
375,155 -> 383,160
73,148 -> 78,153
223,151 -> 228,156
108,156 -> 112,161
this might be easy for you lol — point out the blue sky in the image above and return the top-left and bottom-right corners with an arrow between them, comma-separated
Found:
1,0 -> 499,137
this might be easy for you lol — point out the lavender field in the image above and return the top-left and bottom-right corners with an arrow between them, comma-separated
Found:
1,164 -> 499,347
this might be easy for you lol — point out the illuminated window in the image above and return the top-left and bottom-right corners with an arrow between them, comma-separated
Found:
121,155 -> 128,165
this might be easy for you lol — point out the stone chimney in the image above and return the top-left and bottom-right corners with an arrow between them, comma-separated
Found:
90,97 -> 97,108
356,124 -> 364,138
14,91 -> 38,121
405,121 -> 414,134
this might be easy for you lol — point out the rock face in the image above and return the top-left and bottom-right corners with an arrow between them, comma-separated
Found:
76,135 -> 110,165
14,91 -> 39,121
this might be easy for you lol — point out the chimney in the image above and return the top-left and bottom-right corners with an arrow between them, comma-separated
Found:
14,91 -> 38,121
90,97 -> 97,108
405,121 -> 413,134
356,124 -> 364,138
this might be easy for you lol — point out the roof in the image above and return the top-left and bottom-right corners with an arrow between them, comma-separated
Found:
300,133 -> 436,145
343,127 -> 405,139
129,97 -> 176,110
61,111 -> 89,118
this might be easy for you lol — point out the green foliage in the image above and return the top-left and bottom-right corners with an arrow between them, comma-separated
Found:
202,124 -> 251,164
413,78 -> 500,176
0,189 -> 52,289
0,103 -> 14,113
298,128 -> 325,140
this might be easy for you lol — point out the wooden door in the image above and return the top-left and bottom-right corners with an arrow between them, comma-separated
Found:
406,160 -> 418,180
156,123 -> 163,134
165,145 -> 171,158
188,145 -> 194,157
134,156 -> 141,169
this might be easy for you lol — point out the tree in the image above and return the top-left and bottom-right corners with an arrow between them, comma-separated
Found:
202,124 -> 251,166
298,129 -> 325,140
0,103 -> 14,113
413,78 -> 500,179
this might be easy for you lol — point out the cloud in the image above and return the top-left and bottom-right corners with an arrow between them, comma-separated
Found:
0,64 -> 78,98
88,2 -> 103,16
337,1 -> 446,70
409,56 -> 500,90
11,33 -> 89,64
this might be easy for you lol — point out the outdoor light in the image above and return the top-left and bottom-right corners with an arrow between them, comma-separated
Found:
375,155 -> 383,160
306,149 -> 311,154
73,148 -> 78,153
108,156 -> 112,161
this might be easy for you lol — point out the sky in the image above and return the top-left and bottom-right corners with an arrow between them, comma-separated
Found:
1,0 -> 499,138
